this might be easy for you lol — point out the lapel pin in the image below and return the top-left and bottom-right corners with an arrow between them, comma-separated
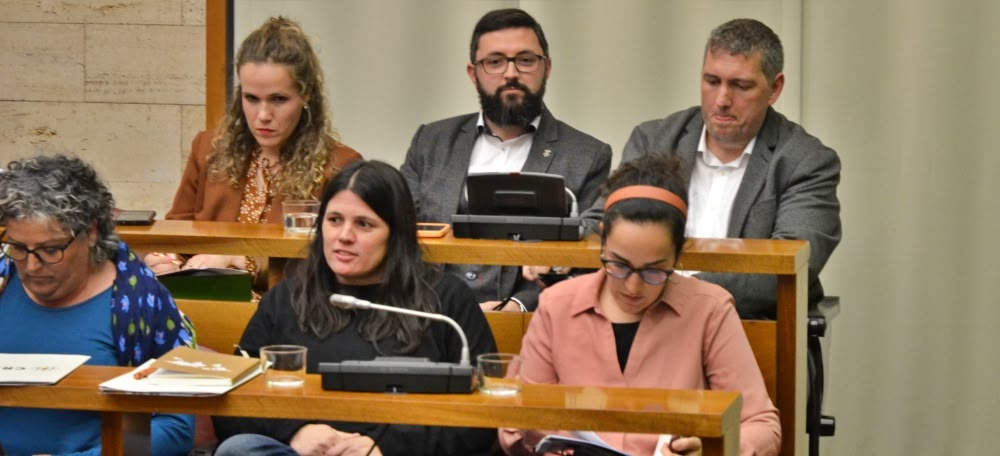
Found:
543,149 -> 552,158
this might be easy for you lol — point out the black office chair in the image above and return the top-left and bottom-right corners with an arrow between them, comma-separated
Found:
807,296 -> 838,456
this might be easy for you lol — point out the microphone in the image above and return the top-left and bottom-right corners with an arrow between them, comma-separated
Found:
319,294 -> 475,394
329,293 -> 471,366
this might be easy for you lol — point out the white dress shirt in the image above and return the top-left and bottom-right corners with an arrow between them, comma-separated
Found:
678,126 -> 755,276
686,125 -> 756,238
467,112 -> 541,176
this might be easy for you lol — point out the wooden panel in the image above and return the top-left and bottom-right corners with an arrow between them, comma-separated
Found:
743,320 -> 777,400
483,311 -> 527,355
176,299 -> 255,352
205,0 -> 228,130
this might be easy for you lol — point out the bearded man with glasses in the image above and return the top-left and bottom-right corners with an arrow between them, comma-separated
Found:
402,8 -> 612,313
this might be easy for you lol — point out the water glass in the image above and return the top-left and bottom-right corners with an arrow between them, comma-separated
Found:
282,200 -> 320,235
260,344 -> 307,388
476,353 -> 521,396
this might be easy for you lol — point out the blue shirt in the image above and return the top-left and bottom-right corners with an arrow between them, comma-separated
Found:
0,273 -> 194,456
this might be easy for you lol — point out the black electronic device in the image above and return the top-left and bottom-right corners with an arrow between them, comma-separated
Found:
114,210 -> 156,226
454,172 -> 582,241
466,172 -> 568,217
317,294 -> 474,394
320,356 -> 473,394
450,214 -> 582,241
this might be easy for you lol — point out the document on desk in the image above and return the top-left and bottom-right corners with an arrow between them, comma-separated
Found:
99,358 -> 261,397
0,353 -> 91,385
535,432 -> 631,456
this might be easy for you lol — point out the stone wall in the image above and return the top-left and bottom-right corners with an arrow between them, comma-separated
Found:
0,0 -> 206,217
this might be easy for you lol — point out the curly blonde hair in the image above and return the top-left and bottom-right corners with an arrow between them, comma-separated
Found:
210,16 -> 341,199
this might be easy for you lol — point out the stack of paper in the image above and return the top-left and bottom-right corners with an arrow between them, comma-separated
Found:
99,346 -> 261,396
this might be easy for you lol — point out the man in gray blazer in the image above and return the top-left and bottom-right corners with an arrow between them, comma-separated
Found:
401,8 -> 611,312
589,18 -> 841,319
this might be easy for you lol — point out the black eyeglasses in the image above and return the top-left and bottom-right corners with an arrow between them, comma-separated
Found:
600,258 -> 674,285
475,52 -> 547,75
2,232 -> 78,265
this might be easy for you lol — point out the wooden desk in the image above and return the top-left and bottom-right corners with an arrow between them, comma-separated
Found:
0,366 -> 741,456
117,220 -> 807,455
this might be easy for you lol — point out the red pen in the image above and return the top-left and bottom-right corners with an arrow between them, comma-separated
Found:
132,366 -> 157,379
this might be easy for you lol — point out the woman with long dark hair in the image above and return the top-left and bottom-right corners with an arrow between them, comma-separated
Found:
213,160 -> 497,456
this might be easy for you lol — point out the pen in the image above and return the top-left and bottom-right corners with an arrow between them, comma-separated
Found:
133,366 -> 157,379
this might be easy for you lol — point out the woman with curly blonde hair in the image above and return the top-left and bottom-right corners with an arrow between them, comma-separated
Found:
147,16 -> 362,277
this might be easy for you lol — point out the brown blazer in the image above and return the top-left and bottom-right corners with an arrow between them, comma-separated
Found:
166,130 -> 363,222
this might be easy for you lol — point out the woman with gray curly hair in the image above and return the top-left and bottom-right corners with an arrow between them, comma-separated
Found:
0,155 -> 197,456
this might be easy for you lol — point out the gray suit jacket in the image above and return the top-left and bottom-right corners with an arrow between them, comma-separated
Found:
402,109 -> 612,310
587,106 -> 841,318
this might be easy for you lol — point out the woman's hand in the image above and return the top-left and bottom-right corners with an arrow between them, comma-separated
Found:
498,428 -> 555,456
289,424 -> 356,456
498,428 -> 534,456
182,254 -> 245,270
325,433 -> 382,456
658,436 -> 702,455
143,252 -> 183,275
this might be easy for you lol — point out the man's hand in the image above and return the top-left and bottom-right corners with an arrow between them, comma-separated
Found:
522,266 -> 552,282
481,300 -> 522,312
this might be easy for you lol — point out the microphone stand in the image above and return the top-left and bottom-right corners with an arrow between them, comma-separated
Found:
318,294 -> 475,394
330,294 -> 470,366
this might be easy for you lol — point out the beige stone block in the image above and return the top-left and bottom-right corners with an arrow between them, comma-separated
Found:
0,101 -> 181,184
110,181 -> 178,217
183,0 -> 205,26
0,23 -> 85,102
0,0 -> 182,25
85,24 -> 205,105
181,104 -> 206,165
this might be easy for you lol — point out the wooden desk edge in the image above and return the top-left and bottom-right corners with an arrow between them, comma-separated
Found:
116,221 -> 808,274
2,366 -> 741,438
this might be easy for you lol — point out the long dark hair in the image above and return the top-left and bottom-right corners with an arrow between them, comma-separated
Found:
292,160 -> 439,353
601,154 -> 689,259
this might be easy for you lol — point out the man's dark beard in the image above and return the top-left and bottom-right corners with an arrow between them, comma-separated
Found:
477,78 -> 546,128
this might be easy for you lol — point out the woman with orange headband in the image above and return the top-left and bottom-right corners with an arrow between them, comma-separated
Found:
499,154 -> 780,456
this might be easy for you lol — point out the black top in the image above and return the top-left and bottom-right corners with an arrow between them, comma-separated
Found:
611,321 -> 641,373
212,272 -> 498,455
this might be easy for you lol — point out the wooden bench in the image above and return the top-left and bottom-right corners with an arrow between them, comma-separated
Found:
175,299 -> 776,399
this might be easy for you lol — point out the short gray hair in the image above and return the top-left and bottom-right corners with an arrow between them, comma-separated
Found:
706,18 -> 784,83
0,155 -> 119,264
